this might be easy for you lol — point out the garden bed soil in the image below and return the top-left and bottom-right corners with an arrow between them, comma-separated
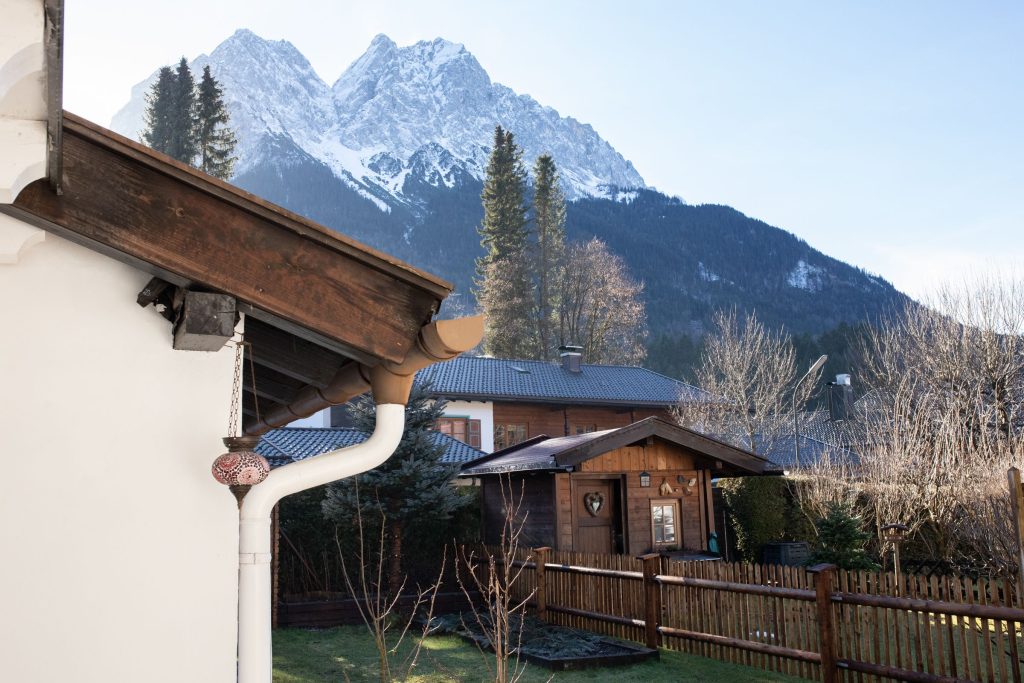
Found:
429,613 -> 659,671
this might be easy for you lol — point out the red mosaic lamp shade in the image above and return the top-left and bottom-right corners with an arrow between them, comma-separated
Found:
213,435 -> 269,503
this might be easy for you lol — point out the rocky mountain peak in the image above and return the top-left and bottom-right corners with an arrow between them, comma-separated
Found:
111,29 -> 645,201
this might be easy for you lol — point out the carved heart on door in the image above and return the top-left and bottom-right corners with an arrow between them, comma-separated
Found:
583,491 -> 604,516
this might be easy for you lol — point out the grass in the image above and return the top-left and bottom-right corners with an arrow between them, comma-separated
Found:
272,626 -> 811,682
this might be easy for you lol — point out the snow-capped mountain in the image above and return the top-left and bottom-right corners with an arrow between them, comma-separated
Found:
110,28 -> 908,345
111,29 -> 645,202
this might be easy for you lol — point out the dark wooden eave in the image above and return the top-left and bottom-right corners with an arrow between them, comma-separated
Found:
4,112 -> 451,364
2,112 -> 454,429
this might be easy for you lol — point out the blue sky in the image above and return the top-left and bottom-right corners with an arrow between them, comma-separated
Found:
65,1 -> 1023,298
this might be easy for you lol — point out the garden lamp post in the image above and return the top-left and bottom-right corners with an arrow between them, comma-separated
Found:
793,355 -> 827,468
881,523 -> 909,596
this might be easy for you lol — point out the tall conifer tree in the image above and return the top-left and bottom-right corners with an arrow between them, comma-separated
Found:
531,154 -> 567,360
476,126 -> 534,358
165,57 -> 198,164
142,66 -> 177,154
477,126 -> 528,271
196,65 -> 238,179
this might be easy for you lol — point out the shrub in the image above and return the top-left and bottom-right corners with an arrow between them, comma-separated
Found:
719,477 -> 788,562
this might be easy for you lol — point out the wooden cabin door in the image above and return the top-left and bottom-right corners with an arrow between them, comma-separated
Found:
575,479 -> 615,554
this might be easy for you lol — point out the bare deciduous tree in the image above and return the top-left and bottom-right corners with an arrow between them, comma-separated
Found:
559,238 -> 647,365
789,450 -> 861,527
849,275 -> 1024,573
674,309 -> 819,457
457,475 -> 534,683
337,484 -> 446,683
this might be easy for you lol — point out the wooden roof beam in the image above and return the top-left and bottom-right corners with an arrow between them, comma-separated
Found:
6,113 -> 451,365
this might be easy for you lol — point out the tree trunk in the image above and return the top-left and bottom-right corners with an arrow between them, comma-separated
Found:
388,520 -> 403,598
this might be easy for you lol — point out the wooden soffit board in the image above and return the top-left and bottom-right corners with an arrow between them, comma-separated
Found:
4,112 -> 452,364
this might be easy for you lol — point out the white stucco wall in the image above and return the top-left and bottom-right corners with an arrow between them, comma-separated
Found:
442,400 -> 495,452
0,221 -> 239,682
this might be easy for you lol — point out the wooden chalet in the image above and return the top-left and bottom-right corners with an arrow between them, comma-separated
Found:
460,417 -> 770,556
406,346 -> 714,453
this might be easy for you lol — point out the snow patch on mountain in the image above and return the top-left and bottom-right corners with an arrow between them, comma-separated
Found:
698,262 -> 720,282
787,259 -> 825,291
111,29 -> 646,206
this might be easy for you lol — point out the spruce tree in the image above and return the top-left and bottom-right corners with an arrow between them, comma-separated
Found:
808,503 -> 879,570
165,57 -> 198,164
531,154 -> 567,360
196,65 -> 237,179
477,126 -> 529,270
321,384 -> 468,596
476,126 -> 534,358
142,66 -> 177,154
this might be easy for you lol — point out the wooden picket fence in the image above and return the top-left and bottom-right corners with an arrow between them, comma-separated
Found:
479,546 -> 1024,683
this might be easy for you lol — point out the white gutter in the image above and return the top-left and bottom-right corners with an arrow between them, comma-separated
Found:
236,403 -> 405,683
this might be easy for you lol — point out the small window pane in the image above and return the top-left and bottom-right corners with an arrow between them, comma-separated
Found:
494,423 -> 528,450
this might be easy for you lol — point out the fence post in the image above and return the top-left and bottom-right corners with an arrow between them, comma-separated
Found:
1008,468 -> 1024,604
809,563 -> 838,683
640,553 -> 662,649
535,547 -> 550,622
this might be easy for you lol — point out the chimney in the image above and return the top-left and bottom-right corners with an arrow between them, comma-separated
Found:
559,345 -> 583,373
827,373 -> 854,421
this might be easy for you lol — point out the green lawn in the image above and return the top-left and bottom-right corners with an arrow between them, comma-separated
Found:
272,626 -> 810,682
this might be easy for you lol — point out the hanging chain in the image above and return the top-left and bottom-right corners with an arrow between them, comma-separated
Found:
228,339 -> 245,437
228,337 -> 262,437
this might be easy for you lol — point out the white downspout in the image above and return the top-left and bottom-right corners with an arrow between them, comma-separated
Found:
236,403 -> 406,683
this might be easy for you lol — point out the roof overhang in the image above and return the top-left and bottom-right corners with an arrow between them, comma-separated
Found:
3,112 -> 460,433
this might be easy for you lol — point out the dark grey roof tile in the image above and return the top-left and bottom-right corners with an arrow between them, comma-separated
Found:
417,356 -> 710,406
256,427 -> 485,468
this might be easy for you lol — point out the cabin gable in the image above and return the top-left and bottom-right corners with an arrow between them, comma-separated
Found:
576,440 -> 696,473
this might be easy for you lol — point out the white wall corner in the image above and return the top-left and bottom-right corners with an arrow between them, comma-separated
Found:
0,0 -> 48,203
0,211 -> 45,263
0,119 -> 47,203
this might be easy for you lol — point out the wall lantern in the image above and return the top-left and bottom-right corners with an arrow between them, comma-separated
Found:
639,471 -> 651,487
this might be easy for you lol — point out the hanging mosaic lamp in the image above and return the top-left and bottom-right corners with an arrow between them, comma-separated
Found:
212,339 -> 268,505
213,435 -> 269,503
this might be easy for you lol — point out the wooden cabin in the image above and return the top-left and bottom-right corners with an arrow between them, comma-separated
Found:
460,418 -> 771,556
317,346 -> 714,451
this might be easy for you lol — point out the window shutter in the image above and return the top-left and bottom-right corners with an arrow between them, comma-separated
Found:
468,419 -> 481,449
